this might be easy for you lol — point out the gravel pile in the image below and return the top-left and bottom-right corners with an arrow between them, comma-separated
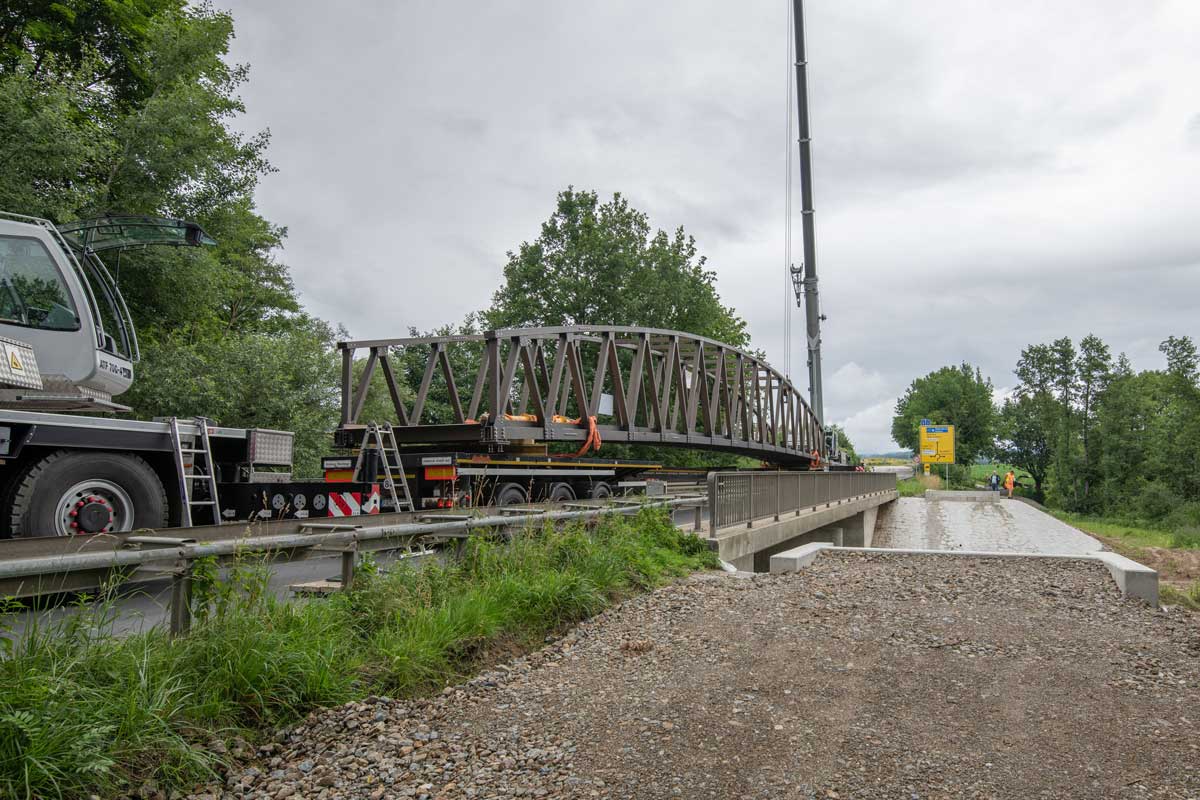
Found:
192,552 -> 1200,799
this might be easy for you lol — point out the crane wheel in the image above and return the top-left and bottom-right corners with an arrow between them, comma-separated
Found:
547,482 -> 575,503
495,483 -> 527,506
589,482 -> 612,500
8,450 -> 168,538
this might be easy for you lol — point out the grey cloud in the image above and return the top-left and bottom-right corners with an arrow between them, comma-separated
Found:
1188,113 -> 1200,149
224,0 -> 1200,453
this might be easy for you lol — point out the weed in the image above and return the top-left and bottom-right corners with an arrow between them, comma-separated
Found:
1161,581 -> 1200,611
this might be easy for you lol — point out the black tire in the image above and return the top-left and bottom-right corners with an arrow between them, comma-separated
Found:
495,483 -> 527,506
589,482 -> 612,500
547,482 -> 575,503
9,450 -> 168,537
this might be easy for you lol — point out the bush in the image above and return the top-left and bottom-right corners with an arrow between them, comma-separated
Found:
1162,502 -> 1200,533
0,508 -> 714,799
1135,481 -> 1184,522
1169,527 -> 1200,550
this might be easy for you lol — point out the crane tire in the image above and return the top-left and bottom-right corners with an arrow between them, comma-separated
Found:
495,483 -> 527,506
547,482 -> 575,503
589,482 -> 612,500
8,450 -> 168,538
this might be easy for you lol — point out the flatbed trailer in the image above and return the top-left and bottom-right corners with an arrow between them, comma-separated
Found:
323,449 -> 660,511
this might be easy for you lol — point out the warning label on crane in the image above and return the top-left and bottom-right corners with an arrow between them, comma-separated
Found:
919,424 -> 955,464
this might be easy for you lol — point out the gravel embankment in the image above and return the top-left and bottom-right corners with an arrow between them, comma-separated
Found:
195,552 -> 1200,799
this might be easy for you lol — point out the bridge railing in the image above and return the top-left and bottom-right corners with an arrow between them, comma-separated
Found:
706,471 -> 897,537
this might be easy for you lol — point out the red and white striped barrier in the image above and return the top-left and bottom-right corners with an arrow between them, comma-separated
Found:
328,485 -> 381,517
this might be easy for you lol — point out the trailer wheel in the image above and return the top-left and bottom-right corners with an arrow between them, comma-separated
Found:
589,482 -> 612,500
547,482 -> 575,503
8,450 -> 168,537
495,483 -> 527,506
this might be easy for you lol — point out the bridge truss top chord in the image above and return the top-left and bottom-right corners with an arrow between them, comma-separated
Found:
338,326 -> 824,466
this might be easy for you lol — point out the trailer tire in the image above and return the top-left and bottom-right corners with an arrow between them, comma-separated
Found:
8,450 -> 169,537
495,483 -> 527,506
547,482 -> 575,503
589,482 -> 612,500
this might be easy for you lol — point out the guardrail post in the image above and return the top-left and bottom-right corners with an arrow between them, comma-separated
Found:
169,558 -> 193,637
340,547 -> 358,591
774,473 -> 781,521
693,502 -> 703,532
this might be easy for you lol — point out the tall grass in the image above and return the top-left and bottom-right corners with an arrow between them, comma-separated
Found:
0,508 -> 716,800
897,474 -> 942,497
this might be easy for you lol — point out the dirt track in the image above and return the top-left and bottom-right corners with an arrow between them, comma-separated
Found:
205,552 -> 1200,800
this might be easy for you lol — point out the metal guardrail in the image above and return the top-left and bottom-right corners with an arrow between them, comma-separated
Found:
706,471 -> 896,537
0,496 -> 706,634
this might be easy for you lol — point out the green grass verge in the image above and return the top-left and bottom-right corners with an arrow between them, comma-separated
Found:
1161,581 -> 1200,611
1050,511 -> 1179,550
0,507 -> 717,800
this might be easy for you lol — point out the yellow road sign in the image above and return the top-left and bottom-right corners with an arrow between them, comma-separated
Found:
919,424 -> 955,464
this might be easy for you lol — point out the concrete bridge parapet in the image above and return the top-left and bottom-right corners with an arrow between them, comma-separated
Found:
708,489 -> 897,572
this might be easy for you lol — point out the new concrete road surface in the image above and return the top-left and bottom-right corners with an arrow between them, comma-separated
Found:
208,552 -> 1200,799
874,496 -> 1103,554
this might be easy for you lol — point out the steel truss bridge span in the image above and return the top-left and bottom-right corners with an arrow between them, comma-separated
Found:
338,326 -> 823,466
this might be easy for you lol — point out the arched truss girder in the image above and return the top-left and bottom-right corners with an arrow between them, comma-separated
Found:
338,326 -> 823,465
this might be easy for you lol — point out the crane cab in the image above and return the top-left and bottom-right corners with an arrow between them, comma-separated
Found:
0,211 -> 213,411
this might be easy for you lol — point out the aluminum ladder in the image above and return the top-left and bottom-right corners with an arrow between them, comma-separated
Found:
169,416 -> 223,527
352,422 -> 414,513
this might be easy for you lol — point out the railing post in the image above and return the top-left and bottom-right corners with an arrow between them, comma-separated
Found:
746,472 -> 754,528
169,557 -> 193,637
774,472 -> 781,521
707,472 -> 718,539
796,472 -> 802,516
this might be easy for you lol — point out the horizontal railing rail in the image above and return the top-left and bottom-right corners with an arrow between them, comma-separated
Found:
706,471 -> 896,537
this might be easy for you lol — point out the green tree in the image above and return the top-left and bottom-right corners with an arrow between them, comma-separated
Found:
828,424 -> 858,465
891,363 -> 996,465
485,188 -> 753,468
1075,334 -> 1112,506
996,394 -> 1053,498
0,0 -> 182,106
122,317 -> 339,477
486,187 -> 749,347
0,3 -> 338,474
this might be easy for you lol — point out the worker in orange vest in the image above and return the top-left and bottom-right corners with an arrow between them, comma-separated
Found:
1003,470 -> 1016,499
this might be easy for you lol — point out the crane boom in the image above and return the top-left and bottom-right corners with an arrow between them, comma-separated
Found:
791,0 -> 824,425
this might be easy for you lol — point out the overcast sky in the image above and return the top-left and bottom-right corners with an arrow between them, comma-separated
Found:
223,0 -> 1200,453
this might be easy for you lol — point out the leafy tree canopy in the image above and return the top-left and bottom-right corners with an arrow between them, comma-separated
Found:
486,188 -> 749,348
0,2 -> 330,473
891,363 -> 995,466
